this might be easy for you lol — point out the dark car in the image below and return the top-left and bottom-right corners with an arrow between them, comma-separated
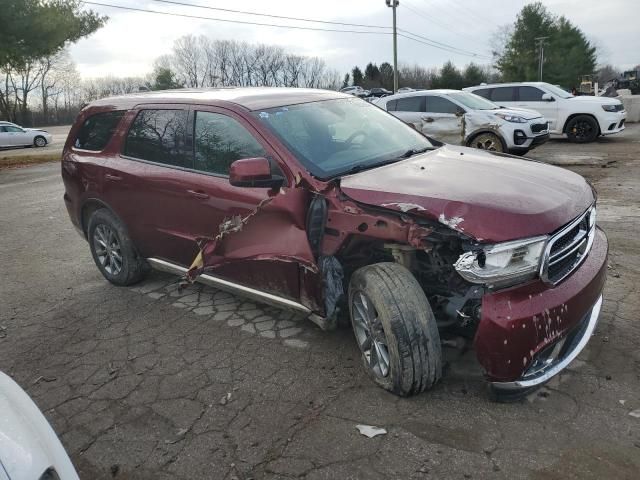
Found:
62,88 -> 607,397
368,87 -> 392,98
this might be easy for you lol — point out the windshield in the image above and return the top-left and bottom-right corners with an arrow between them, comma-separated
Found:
253,97 -> 434,179
447,91 -> 498,110
543,83 -> 573,99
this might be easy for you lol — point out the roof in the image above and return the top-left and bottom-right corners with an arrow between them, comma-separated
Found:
465,82 -> 549,89
379,89 -> 464,100
88,87 -> 348,111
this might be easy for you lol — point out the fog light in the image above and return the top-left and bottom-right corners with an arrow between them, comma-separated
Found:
513,130 -> 527,145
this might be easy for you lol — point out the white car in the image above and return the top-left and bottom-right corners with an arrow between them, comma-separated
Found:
0,371 -> 79,480
463,82 -> 626,143
0,121 -> 53,148
339,86 -> 369,98
375,89 -> 550,155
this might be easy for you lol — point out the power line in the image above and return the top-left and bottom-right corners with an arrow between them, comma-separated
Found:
82,1 -> 390,34
81,1 -> 490,59
398,29 -> 491,59
149,0 -> 391,30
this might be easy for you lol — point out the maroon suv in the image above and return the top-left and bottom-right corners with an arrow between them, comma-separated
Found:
62,88 -> 607,397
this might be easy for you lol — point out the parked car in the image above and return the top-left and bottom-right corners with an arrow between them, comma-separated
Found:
397,87 -> 415,93
0,121 -> 53,148
368,87 -> 392,98
0,371 -> 79,480
375,89 -> 550,155
62,88 -> 607,398
463,82 -> 626,143
339,86 -> 369,98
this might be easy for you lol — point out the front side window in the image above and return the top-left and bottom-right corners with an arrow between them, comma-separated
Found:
75,111 -> 124,151
491,87 -> 515,102
194,112 -> 266,176
393,96 -> 425,112
124,109 -> 189,167
448,92 -> 498,111
426,96 -> 460,114
254,97 -> 434,180
5,126 -> 23,133
518,86 -> 545,101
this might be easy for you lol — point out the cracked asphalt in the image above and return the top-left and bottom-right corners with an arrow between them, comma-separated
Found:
1,124 -> 639,479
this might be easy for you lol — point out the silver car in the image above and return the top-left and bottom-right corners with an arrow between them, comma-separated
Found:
0,121 -> 53,148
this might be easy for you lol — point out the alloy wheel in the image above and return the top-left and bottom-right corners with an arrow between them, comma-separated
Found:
352,291 -> 391,378
34,137 -> 46,147
93,224 -> 123,276
571,120 -> 594,141
473,133 -> 503,152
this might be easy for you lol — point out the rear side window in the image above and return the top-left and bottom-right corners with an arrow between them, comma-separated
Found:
518,86 -> 545,101
74,111 -> 124,151
392,96 -> 425,112
490,87 -> 516,102
124,109 -> 189,168
194,111 -> 266,176
426,96 -> 459,114
472,88 -> 491,99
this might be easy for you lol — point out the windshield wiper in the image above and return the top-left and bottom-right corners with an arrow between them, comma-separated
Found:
400,146 -> 433,158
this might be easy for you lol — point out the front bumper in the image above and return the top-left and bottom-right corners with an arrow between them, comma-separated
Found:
598,111 -> 626,135
474,227 -> 608,388
509,132 -> 550,153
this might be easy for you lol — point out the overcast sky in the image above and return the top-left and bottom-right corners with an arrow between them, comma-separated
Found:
69,0 -> 639,79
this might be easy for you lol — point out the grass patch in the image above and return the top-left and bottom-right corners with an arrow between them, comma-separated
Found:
0,152 -> 61,169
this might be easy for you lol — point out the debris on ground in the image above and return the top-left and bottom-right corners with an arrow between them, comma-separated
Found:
356,424 -> 387,438
0,326 -> 6,338
219,392 -> 232,405
629,410 -> 640,418
32,375 -> 57,385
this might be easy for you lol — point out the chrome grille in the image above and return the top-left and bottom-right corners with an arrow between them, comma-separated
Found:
540,206 -> 596,285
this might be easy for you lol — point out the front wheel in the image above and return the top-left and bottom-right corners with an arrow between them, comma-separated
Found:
469,132 -> 504,152
565,115 -> 599,143
349,262 -> 442,396
33,136 -> 47,147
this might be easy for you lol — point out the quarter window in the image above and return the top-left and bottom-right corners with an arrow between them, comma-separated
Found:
426,96 -> 460,114
490,87 -> 516,102
518,86 -> 545,101
124,109 -> 189,167
75,111 -> 124,151
392,96 -> 425,112
194,111 -> 266,176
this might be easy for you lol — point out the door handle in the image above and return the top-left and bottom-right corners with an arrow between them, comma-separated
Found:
104,173 -> 122,181
421,117 -> 434,123
187,189 -> 210,199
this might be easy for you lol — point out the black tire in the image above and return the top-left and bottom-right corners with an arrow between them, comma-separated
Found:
33,136 -> 47,147
510,150 -> 529,156
87,209 -> 148,286
468,132 -> 505,153
348,262 -> 442,396
565,115 -> 599,143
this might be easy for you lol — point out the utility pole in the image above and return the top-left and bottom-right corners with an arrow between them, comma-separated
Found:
535,36 -> 549,81
386,0 -> 399,93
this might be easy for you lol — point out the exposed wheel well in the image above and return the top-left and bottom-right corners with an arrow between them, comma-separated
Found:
562,113 -> 601,135
80,200 -> 110,238
466,130 -> 507,151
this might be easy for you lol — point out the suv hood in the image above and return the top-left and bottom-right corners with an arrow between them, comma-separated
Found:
340,145 -> 594,243
490,107 -> 542,120
569,96 -> 622,106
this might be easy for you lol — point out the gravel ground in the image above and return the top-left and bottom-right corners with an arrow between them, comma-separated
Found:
0,125 -> 638,479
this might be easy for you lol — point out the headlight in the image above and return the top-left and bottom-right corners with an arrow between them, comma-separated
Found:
495,113 -> 527,123
454,236 -> 547,288
601,104 -> 619,112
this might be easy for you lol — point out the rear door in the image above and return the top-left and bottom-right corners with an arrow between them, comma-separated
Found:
488,86 -> 517,108
515,86 -> 558,130
422,95 -> 464,145
387,95 -> 425,129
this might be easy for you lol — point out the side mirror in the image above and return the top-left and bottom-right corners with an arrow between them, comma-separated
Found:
542,93 -> 555,102
229,157 -> 284,189
455,108 -> 465,117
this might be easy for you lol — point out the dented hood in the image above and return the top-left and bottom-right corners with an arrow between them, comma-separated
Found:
340,145 -> 594,243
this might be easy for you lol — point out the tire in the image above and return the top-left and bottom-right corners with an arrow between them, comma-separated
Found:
510,150 -> 529,156
565,115 -> 599,143
87,209 -> 148,286
469,132 -> 504,152
33,136 -> 47,147
348,262 -> 442,396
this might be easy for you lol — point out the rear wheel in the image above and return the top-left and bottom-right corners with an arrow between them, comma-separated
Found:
349,262 -> 442,396
33,136 -> 46,147
565,115 -> 599,143
469,132 -> 504,152
88,209 -> 148,286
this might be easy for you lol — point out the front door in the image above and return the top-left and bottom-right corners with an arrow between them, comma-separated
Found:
421,95 -> 464,145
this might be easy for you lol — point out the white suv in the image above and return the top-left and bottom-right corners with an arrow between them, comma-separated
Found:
375,89 -> 550,155
463,82 -> 626,143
